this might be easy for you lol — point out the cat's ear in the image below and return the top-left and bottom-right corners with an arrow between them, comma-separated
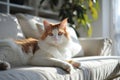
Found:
60,18 -> 68,28
43,20 -> 51,30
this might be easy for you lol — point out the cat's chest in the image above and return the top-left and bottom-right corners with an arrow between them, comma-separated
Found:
47,44 -> 72,59
43,43 -> 68,54
38,40 -> 72,59
57,46 -> 72,59
57,46 -> 67,53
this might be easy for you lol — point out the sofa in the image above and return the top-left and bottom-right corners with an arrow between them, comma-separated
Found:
0,13 -> 120,80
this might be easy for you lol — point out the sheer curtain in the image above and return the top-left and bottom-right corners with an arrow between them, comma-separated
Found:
112,0 -> 120,56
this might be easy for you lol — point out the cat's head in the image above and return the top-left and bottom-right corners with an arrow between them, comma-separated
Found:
37,18 -> 70,45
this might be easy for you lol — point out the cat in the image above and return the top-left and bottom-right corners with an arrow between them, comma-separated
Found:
0,18 -> 82,73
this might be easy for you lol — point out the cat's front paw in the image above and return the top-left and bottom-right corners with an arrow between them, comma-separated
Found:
67,60 -> 80,68
0,61 -> 11,70
63,63 -> 75,74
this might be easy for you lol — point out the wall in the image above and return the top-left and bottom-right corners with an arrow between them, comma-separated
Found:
78,0 -> 111,38
91,0 -> 103,37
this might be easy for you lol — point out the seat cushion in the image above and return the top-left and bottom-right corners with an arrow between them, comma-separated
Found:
0,57 -> 119,80
0,67 -> 84,80
75,57 -> 120,80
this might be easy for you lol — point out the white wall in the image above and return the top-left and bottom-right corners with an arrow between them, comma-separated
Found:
79,0 -> 111,38
92,0 -> 111,38
92,0 -> 103,37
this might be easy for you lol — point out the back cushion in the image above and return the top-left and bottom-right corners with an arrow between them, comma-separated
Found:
16,13 -> 44,39
0,13 -> 25,39
16,13 -> 60,39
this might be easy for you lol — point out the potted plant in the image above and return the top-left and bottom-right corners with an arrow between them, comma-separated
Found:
40,0 -> 99,37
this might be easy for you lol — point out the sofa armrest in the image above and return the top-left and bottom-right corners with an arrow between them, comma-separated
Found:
79,38 -> 112,56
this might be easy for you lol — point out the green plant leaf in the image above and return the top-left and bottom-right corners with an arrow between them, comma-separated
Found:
87,23 -> 92,37
90,7 -> 98,19
89,0 -> 93,7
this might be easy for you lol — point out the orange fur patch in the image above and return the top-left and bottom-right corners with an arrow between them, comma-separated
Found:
15,38 -> 39,54
66,60 -> 80,68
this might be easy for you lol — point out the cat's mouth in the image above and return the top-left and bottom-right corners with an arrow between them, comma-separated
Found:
53,38 -> 59,41
53,39 -> 61,44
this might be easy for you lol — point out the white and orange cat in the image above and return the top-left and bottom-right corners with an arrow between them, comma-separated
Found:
0,18 -> 82,73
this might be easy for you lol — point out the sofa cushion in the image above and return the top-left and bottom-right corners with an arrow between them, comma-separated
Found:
16,13 -> 84,57
0,13 -> 25,39
73,56 -> 120,80
16,13 -> 67,39
16,13 -> 44,39
0,56 -> 119,80
81,58 -> 119,80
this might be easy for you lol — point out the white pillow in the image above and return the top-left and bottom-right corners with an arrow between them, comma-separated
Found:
0,13 -> 25,39
16,13 -> 84,56
16,13 -> 44,39
68,27 -> 84,57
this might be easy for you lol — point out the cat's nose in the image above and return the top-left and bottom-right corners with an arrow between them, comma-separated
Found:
53,37 -> 58,41
53,36 -> 58,41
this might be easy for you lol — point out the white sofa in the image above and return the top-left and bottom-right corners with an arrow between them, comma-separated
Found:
0,13 -> 120,80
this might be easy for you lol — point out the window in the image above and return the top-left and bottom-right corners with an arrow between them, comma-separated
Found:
112,0 -> 120,56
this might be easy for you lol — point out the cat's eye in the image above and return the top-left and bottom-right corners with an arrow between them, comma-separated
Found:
58,32 -> 63,36
48,33 -> 53,36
